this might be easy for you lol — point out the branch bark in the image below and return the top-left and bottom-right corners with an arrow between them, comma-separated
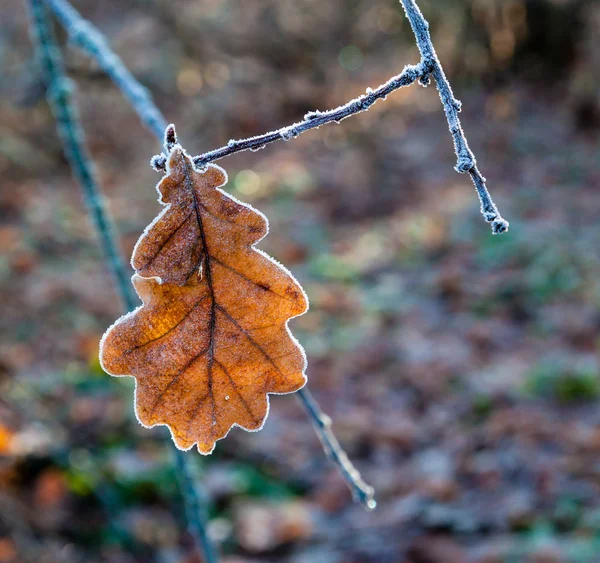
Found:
191,64 -> 423,169
399,0 -> 509,233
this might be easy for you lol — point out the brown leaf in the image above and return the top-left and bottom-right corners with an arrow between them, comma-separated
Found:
100,135 -> 308,454
131,160 -> 266,286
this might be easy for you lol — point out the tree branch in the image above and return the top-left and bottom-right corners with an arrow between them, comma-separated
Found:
42,0 -> 375,510
42,0 -> 167,140
189,2 -> 509,234
399,0 -> 509,234
44,0 -> 508,235
191,64 -> 424,168
172,446 -> 219,563
26,2 -> 218,561
297,389 -> 375,509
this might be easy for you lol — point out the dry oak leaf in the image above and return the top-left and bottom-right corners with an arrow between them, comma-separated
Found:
100,134 -> 308,454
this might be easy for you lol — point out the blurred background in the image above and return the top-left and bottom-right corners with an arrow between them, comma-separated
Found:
1,0 -> 599,561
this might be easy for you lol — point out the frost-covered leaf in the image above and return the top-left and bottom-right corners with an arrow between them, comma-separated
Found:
100,132 -> 308,454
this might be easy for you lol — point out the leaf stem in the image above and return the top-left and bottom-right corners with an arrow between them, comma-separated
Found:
41,0 -> 376,509
25,2 -> 218,562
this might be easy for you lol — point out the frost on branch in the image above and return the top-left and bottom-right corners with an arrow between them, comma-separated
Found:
100,126 -> 308,454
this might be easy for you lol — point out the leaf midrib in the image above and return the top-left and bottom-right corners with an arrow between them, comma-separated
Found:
177,157 -> 289,441
183,159 -> 218,436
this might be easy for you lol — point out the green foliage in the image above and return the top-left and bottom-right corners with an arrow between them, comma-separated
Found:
524,361 -> 600,403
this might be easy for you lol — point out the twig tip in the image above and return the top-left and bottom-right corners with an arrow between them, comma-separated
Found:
358,487 -> 377,511
164,124 -> 178,152
150,153 -> 167,172
491,217 -> 510,234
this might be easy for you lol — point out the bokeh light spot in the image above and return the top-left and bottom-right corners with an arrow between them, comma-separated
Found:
339,45 -> 364,72
235,170 -> 261,195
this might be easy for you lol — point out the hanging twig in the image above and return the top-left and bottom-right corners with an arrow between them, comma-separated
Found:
297,389 -> 375,509
43,0 -> 508,235
38,0 -> 511,514
25,2 -> 219,561
399,0 -> 508,233
41,0 -> 375,509
190,2 -> 509,234
191,3 -> 509,234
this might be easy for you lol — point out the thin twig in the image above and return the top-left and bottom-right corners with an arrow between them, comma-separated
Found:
191,64 -> 423,169
26,0 -> 133,313
43,0 -> 507,235
25,2 -> 218,562
42,0 -> 167,140
190,3 -> 509,234
42,0 -> 375,509
172,447 -> 219,563
297,389 -> 375,509
399,0 -> 509,234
